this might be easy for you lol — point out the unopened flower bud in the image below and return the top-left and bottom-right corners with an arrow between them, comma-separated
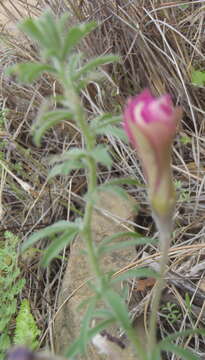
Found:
123,89 -> 182,218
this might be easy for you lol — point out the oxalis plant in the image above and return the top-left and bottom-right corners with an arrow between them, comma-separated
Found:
7,12 -> 204,360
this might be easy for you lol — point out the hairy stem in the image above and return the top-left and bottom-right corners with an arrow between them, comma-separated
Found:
63,75 -> 101,278
83,157 -> 102,280
148,216 -> 173,358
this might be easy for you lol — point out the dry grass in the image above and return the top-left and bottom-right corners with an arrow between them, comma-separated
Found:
0,0 -> 205,358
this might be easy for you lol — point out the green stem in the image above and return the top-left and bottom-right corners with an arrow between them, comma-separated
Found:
63,76 -> 101,278
127,328 -> 147,360
61,70 -> 95,151
83,157 -> 102,280
63,69 -> 145,359
148,216 -> 173,358
73,98 -> 95,151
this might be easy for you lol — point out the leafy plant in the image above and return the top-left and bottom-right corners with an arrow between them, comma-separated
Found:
0,231 -> 25,359
179,134 -> 191,145
9,11 -> 204,360
179,4 -> 189,10
14,299 -> 40,350
161,302 -> 182,324
0,108 -> 7,130
184,292 -> 192,313
191,69 -> 205,86
175,180 -> 190,202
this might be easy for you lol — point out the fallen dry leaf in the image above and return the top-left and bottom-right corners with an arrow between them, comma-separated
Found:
134,278 -> 156,292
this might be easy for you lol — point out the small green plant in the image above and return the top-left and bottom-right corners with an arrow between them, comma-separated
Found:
179,4 -> 189,10
0,108 -> 7,130
184,292 -> 194,316
191,69 -> 205,86
0,106 -> 28,184
0,107 -> 7,163
175,180 -> 190,202
14,299 -> 40,350
179,135 -> 191,145
9,11 -> 204,360
0,231 -> 25,359
161,302 -> 182,324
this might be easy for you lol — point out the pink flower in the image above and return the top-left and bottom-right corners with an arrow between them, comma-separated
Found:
123,89 -> 182,217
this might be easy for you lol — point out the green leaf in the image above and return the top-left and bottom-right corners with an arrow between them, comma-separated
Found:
74,55 -> 120,79
41,229 -> 78,266
54,145 -> 113,168
50,148 -> 89,163
159,328 -> 205,345
65,318 -> 115,358
160,342 -> 200,360
33,110 -> 73,146
80,298 -> 97,354
111,268 -> 159,284
62,22 -> 96,59
98,231 -> 150,247
104,289 -> 131,331
180,135 -> 191,145
90,115 -> 123,141
150,348 -> 161,360
185,292 -> 192,312
68,52 -> 83,75
92,308 -> 114,320
21,221 -> 79,252
91,145 -> 113,168
19,12 -> 63,59
38,12 -> 62,51
0,333 -> 11,352
91,114 -> 122,127
98,237 -> 154,256
48,148 -> 91,178
75,72 -> 105,92
0,318 -> 10,332
12,279 -> 26,295
76,294 -> 98,312
98,183 -> 129,200
104,177 -> 143,187
7,63 -> 55,83
179,4 -> 189,9
14,299 -> 40,350
95,124 -> 128,142
48,160 -> 84,178
191,70 -> 205,86
19,18 -> 49,47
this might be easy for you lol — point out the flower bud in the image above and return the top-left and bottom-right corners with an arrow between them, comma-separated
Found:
123,89 -> 182,218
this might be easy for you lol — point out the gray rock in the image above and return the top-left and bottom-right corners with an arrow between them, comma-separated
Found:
54,191 -> 144,359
